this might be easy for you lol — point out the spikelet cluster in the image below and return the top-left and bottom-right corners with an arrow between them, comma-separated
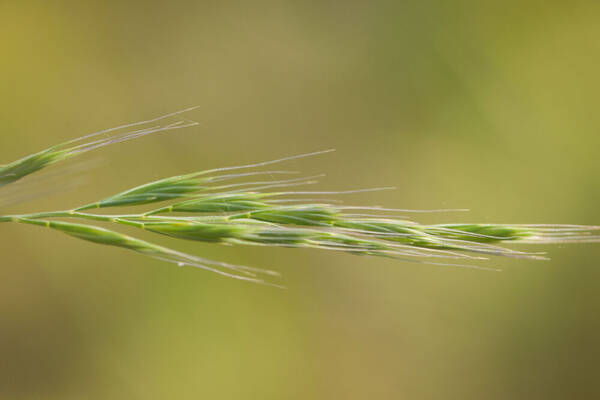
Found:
1,109 -> 598,286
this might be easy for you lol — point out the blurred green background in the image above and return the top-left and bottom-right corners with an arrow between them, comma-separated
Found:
1,1 -> 599,398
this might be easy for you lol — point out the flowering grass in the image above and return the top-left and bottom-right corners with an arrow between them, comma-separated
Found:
1,108 -> 598,287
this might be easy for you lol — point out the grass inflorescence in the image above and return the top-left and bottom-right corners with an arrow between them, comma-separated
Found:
1,108 -> 598,286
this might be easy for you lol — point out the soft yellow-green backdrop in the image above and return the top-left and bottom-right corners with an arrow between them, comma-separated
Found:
1,1 -> 599,399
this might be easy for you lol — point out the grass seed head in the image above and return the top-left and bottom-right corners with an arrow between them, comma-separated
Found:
2,109 -> 598,284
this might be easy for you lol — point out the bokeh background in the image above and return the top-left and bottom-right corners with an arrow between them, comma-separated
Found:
1,1 -> 599,399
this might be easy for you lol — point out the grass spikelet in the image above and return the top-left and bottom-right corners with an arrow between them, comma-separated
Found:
17,218 -> 281,286
0,108 -> 199,188
0,148 -> 71,187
